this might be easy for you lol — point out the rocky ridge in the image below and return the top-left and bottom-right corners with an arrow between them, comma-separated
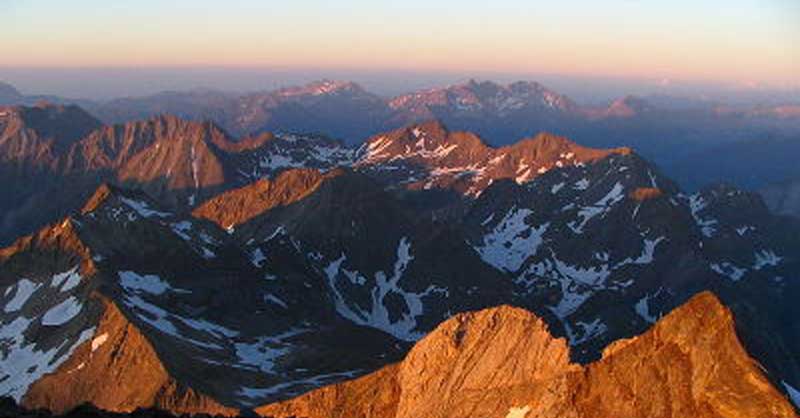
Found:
256,292 -> 798,418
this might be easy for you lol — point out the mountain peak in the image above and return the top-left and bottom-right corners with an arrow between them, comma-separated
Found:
502,131 -> 633,171
606,95 -> 654,117
356,119 -> 487,168
0,81 -> 22,103
389,79 -> 578,115
257,292 -> 797,418
22,294 -> 240,416
602,291 -> 729,357
277,79 -> 367,97
357,122 -> 635,195
408,119 -> 450,136
507,79 -> 548,92
192,168 -> 333,229
0,103 -> 102,155
80,184 -> 117,215
15,103 -> 101,138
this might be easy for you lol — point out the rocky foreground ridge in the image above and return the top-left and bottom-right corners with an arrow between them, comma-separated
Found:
0,293 -> 796,418
256,292 -> 797,418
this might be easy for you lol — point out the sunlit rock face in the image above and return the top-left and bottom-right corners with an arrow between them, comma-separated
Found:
257,293 -> 797,418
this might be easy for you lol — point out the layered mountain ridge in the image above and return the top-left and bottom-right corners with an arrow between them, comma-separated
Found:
0,107 -> 353,244
5,77 -> 800,196
0,106 -> 629,244
1,105 -> 799,416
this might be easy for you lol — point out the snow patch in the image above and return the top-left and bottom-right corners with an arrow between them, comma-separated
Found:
551,182 -> 565,194
554,258 -> 610,287
171,221 -> 193,240
119,271 -> 186,295
710,262 -> 747,281
119,197 -> 170,218
617,237 -> 665,266
635,294 -> 658,323
753,250 -> 782,270
324,238 -> 445,341
190,142 -> 200,190
265,294 -> 288,309
783,381 -> 800,409
49,266 -> 82,293
4,279 -> 41,313
0,318 -> 94,401
41,297 -> 83,326
688,194 -> 717,237
515,167 -> 534,184
568,182 -> 625,233
506,406 -> 531,418
251,248 -> 267,267
566,318 -> 607,345
573,178 -> 590,190
121,294 -> 224,350
534,255 -> 611,319
234,329 -> 305,374
91,333 -> 108,352
234,369 -> 361,404
475,208 -> 549,273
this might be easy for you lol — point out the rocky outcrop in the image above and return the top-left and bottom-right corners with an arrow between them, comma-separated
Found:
572,291 -> 795,418
0,217 -> 95,279
254,366 -> 401,418
257,292 -> 798,418
23,297 -> 238,416
629,186 -> 663,201
192,168 -> 334,228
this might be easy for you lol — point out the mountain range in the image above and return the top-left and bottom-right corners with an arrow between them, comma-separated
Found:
1,99 -> 799,416
3,79 -> 800,195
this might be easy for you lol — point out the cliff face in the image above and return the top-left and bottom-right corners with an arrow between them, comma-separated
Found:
392,307 -> 576,418
257,292 -> 798,418
571,291 -> 795,418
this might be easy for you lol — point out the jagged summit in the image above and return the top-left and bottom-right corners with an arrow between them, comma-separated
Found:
356,119 -> 631,195
257,291 -> 797,418
80,183 -> 127,215
603,95 -> 655,118
0,102 -> 102,158
276,80 -> 370,97
388,79 -> 578,115
192,168 -> 337,229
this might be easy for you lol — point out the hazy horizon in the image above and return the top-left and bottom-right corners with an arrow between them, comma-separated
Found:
3,67 -> 800,106
2,0 -> 798,103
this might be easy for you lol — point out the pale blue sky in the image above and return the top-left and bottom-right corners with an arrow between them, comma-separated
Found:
0,0 -> 797,95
